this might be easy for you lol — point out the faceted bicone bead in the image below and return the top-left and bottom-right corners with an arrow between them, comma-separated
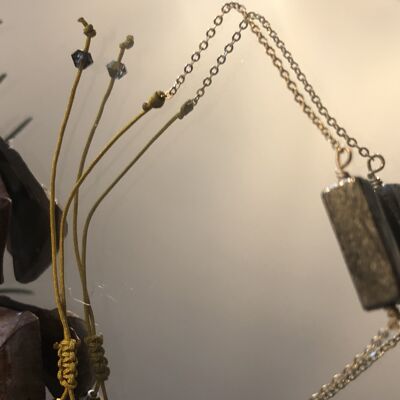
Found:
71,50 -> 93,69
107,60 -> 127,79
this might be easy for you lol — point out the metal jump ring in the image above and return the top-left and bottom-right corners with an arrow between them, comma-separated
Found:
336,146 -> 352,177
367,154 -> 385,175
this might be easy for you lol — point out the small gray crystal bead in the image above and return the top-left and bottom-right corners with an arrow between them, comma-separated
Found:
107,60 -> 127,79
71,50 -> 93,69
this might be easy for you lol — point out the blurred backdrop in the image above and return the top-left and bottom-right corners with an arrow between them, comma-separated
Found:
1,0 -> 400,398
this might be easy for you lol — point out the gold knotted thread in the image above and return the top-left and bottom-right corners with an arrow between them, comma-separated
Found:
120,34 -> 134,50
85,335 -> 110,382
78,17 -> 96,38
54,339 -> 80,391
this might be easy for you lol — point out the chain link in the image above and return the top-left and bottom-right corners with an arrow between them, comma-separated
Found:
309,326 -> 400,399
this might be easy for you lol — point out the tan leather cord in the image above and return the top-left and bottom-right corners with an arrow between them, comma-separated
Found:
58,110 -> 146,400
80,103 -> 193,276
72,35 -> 135,310
49,17 -> 95,400
58,91 -> 166,314
70,36 -> 134,400
53,92 -> 165,400
74,74 -> 116,335
58,108 -> 147,319
70,106 -> 193,380
66,103 -> 193,398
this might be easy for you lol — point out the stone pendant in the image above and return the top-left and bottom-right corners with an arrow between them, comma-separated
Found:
322,177 -> 400,310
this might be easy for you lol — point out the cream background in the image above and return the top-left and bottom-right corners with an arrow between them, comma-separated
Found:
1,0 -> 400,398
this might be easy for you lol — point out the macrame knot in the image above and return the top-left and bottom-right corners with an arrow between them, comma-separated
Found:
142,91 -> 166,111
120,35 -> 135,50
85,335 -> 110,382
54,339 -> 79,390
78,17 -> 97,38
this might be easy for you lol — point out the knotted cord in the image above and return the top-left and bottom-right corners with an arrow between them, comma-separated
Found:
54,339 -> 80,400
54,91 -> 165,399
49,18 -> 95,400
85,335 -> 110,384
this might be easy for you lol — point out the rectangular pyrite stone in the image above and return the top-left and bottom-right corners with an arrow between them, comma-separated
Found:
322,177 -> 400,310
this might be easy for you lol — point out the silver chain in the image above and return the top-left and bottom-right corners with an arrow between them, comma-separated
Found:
192,20 -> 249,105
310,325 -> 400,399
167,10 -> 228,98
243,7 -> 384,173
167,14 -> 249,106
226,2 -> 385,173
168,2 -> 385,173
169,13 -> 341,150
167,3 -> 340,151
244,16 -> 341,150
